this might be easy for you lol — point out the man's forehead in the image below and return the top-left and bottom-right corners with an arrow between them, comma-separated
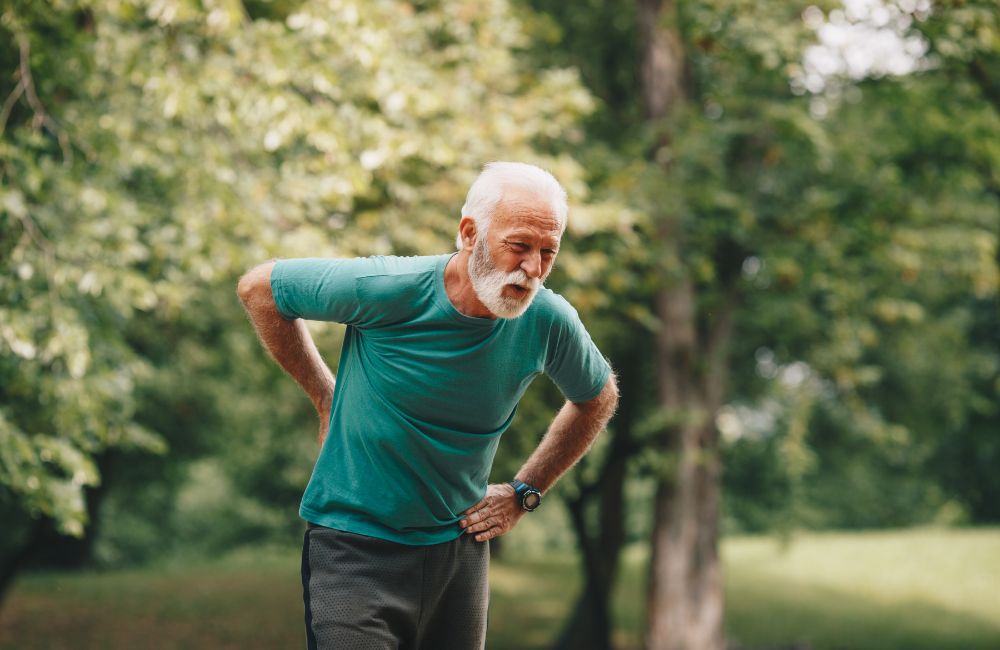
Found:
497,214 -> 562,242
494,193 -> 562,236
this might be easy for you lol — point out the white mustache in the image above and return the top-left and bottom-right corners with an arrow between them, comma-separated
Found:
498,268 -> 538,292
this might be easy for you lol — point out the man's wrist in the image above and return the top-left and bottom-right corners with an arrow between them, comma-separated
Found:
311,378 -> 335,408
509,478 -> 542,512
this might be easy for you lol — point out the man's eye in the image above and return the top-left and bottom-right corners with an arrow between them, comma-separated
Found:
542,249 -> 557,257
510,242 -> 529,251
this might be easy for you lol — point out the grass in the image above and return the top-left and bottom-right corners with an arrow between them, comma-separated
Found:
721,528 -> 1000,650
0,548 -> 302,650
1,529 -> 998,649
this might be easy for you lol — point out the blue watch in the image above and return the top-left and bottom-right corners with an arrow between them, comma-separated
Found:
509,479 -> 542,512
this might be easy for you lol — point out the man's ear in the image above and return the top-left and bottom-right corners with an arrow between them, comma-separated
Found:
458,216 -> 478,250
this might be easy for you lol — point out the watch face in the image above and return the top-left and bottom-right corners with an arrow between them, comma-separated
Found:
523,491 -> 541,510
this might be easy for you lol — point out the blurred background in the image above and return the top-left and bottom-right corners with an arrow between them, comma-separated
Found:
1,0 -> 998,649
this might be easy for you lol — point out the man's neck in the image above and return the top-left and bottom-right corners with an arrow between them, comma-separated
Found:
444,252 -> 496,319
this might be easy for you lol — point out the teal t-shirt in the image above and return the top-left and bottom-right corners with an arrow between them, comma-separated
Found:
270,254 -> 611,545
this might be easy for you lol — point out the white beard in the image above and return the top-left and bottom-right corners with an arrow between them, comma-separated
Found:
468,235 -> 541,319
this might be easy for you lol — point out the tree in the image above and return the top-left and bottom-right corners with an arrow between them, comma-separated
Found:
637,1 -> 1000,645
914,0 -> 1000,523
524,1 -> 999,648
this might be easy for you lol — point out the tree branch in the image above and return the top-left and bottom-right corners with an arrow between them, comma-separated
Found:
13,33 -> 74,165
0,77 -> 26,137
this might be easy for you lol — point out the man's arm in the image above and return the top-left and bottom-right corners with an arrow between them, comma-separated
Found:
460,373 -> 619,541
237,261 -> 336,445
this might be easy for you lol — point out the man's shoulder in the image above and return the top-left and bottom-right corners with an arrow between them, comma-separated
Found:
271,255 -> 444,296
524,287 -> 587,332
530,286 -> 576,317
346,253 -> 446,278
346,255 -> 446,319
275,254 -> 444,275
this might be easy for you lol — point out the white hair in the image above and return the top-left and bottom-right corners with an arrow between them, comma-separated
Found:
455,161 -> 568,249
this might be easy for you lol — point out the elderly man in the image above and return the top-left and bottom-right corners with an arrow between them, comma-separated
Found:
237,161 -> 618,650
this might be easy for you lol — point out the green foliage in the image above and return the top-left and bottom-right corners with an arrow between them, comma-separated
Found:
521,0 -> 1000,535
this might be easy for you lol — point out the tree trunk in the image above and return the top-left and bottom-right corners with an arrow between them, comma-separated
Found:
645,277 -> 726,650
0,517 -> 45,608
637,0 -> 687,122
638,1 -> 727,649
554,456 -> 629,650
646,422 -> 724,650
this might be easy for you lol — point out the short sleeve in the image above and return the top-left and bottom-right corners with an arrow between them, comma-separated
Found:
544,304 -> 612,403
270,257 -> 379,324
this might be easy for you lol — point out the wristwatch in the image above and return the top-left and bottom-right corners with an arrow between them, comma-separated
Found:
509,479 -> 542,512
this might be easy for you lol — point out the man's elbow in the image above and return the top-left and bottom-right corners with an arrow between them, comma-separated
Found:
237,262 -> 275,307
577,372 -> 619,419
601,372 -> 620,417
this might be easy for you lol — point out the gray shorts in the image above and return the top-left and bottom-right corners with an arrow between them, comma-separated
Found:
301,524 -> 489,650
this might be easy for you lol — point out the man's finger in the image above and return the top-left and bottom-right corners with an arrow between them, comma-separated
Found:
462,497 -> 489,516
465,516 -> 501,534
464,519 -> 488,534
460,509 -> 487,528
461,507 -> 488,527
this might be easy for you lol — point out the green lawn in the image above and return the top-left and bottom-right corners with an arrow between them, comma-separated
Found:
1,528 -> 998,649
720,528 -> 1000,650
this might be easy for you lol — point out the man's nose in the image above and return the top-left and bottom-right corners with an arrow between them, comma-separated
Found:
521,251 -> 543,279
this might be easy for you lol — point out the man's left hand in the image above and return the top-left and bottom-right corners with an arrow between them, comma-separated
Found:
460,483 -> 525,542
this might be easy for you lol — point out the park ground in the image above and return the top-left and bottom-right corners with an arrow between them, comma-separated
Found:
1,527 -> 997,650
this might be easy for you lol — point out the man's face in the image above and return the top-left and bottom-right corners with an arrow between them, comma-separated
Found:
468,190 -> 562,319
